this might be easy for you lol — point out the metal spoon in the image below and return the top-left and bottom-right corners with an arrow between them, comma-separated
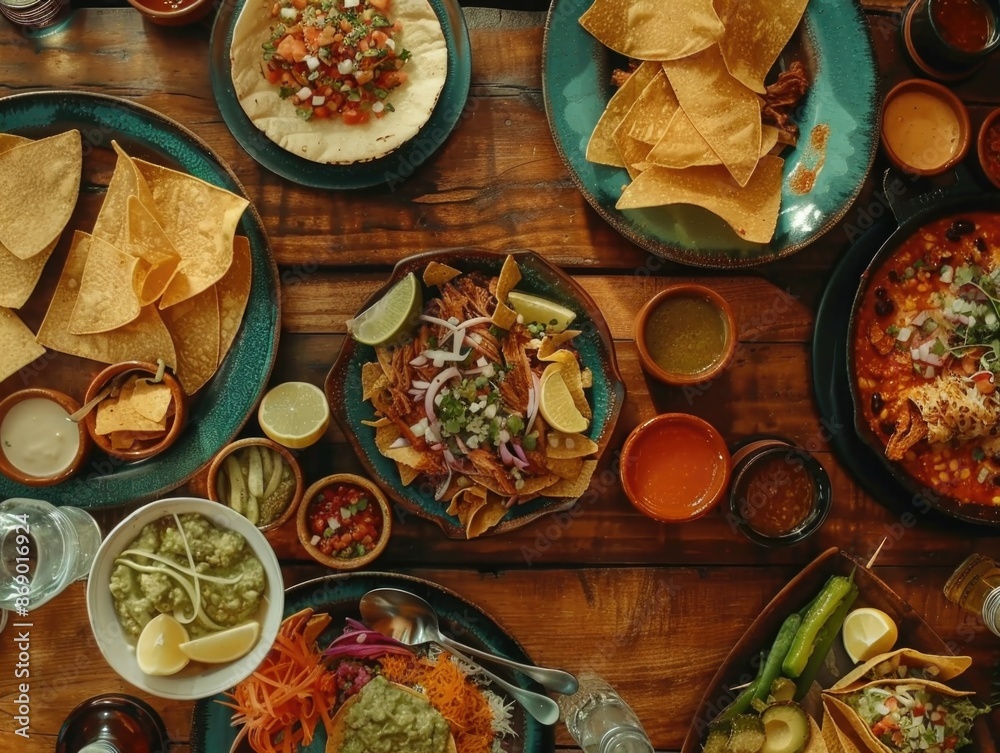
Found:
360,587 -> 578,694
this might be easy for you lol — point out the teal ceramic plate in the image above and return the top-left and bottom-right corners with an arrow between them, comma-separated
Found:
542,0 -> 880,268
0,90 -> 280,508
190,572 -> 554,753
209,0 -> 471,189
325,250 -> 626,539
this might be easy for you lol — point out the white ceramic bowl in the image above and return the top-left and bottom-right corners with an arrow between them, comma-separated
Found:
86,497 -> 284,700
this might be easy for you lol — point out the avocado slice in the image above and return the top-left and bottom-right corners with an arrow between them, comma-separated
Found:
760,702 -> 810,753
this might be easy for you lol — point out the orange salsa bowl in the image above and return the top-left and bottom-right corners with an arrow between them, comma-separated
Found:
619,413 -> 731,523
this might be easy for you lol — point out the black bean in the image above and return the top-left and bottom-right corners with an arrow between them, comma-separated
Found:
976,237 -> 988,253
871,392 -> 885,413
992,475 -> 1000,486
954,219 -> 975,236
888,270 -> 900,283
880,421 -> 896,436
875,286 -> 888,300
875,299 -> 895,317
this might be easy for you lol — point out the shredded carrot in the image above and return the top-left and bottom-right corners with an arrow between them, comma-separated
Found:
379,654 -> 496,753
221,614 -> 336,753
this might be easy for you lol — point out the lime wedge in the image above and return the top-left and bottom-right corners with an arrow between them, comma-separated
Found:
347,272 -> 422,346
508,290 -> 576,333
538,363 -> 589,433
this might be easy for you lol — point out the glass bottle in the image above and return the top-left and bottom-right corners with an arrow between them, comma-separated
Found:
942,553 -> 1000,637
55,694 -> 170,753
557,673 -> 655,753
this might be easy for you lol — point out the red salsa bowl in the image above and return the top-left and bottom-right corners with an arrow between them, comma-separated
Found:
296,474 -> 392,569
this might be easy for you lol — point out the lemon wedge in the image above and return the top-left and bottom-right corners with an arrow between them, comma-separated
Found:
258,381 -> 331,449
539,363 -> 589,433
842,607 -> 898,664
178,621 -> 260,664
508,290 -> 576,333
136,613 -> 190,676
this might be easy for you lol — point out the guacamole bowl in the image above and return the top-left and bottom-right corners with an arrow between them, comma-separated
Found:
86,497 -> 284,700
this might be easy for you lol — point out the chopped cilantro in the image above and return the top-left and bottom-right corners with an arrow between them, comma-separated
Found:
278,86 -> 296,99
973,447 -> 987,462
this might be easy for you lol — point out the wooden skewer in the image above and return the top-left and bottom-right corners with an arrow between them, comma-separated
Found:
866,536 -> 888,569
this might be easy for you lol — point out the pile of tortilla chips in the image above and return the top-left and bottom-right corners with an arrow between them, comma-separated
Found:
94,371 -> 177,452
0,129 -> 254,397
360,256 -> 599,538
580,0 -> 809,243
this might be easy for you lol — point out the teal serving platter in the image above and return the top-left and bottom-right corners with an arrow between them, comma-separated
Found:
542,0 -> 880,267
190,572 -> 555,753
325,250 -> 626,539
0,90 -> 280,509
210,0 -> 472,189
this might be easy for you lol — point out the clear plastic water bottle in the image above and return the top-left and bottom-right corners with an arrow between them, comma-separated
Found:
557,673 -> 655,753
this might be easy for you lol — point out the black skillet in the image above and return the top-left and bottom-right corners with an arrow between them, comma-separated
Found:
844,167 -> 1000,527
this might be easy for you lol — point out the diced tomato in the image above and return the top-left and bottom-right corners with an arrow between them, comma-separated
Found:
944,736 -> 959,750
369,0 -> 389,9
884,697 -> 899,712
303,24 -> 321,49
355,70 -> 374,86
312,105 -> 332,119
342,108 -> 369,125
276,34 -> 308,63
291,0 -> 306,8
265,65 -> 282,85
913,705 -> 925,718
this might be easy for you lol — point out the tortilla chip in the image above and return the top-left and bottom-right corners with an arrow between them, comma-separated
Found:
543,460 -> 598,498
537,330 -> 582,359
616,155 -> 785,244
716,0 -> 810,94
447,485 -> 486,520
0,134 -> 29,152
0,238 -> 58,310
647,109 -> 722,169
130,378 -> 174,423
515,474 -> 561,498
422,261 -> 462,287
69,234 -> 142,334
804,716 -> 828,753
126,194 -> 181,306
0,130 -> 81,260
362,362 -> 388,401
133,158 -> 249,309
821,704 -> 849,753
216,235 -> 253,365
491,255 -> 522,330
36,232 -> 178,368
93,142 -> 159,250
586,61 -> 660,166
662,46 -> 763,187
544,456 -> 585,481
830,649 -> 972,692
464,494 -> 508,539
0,308 -> 46,385
361,417 -> 391,428
374,423 -> 403,454
580,0 -> 723,61
761,125 -> 780,156
614,69 -> 679,148
95,393 -> 167,435
545,431 -> 599,459
159,286 -> 221,395
581,367 -> 593,389
398,463 -> 420,486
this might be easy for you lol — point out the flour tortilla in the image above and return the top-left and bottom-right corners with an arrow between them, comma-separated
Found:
231,0 -> 448,165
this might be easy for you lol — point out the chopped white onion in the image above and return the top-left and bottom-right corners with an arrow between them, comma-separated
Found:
389,436 -> 410,449
338,59 -> 354,75
412,380 -> 430,390
896,326 -> 913,342
304,54 -> 320,71
312,95 -> 326,106
386,38 -> 395,50
280,6 -> 297,19
372,102 -> 385,114
344,0 -> 359,6
296,86 -> 312,100
310,534 -> 321,546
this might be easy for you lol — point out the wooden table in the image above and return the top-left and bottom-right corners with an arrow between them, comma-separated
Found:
2,2 -> 1000,751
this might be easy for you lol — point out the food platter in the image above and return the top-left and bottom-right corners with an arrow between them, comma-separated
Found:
541,0 -> 880,268
209,0 -> 472,189
325,249 -> 626,539
190,571 -> 554,753
815,169 -> 1000,527
680,547 -> 1000,753
0,90 -> 280,509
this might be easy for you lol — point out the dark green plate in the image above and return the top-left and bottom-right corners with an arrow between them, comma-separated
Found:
542,0 -> 880,268
0,90 -> 280,509
209,0 -> 471,189
325,250 -> 626,538
190,572 -> 554,753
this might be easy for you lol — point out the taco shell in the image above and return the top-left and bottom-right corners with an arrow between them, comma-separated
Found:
231,0 -> 448,165
829,649 -> 971,693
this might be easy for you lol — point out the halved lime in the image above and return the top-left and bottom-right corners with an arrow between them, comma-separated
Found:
508,290 -> 576,333
347,272 -> 423,346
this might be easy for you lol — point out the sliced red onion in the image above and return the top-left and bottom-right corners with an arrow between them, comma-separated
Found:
458,316 -> 493,330
424,366 -> 460,420
527,372 -> 541,433
503,494 -> 519,509
422,349 -> 468,363
512,442 -> 529,464
453,434 -> 469,455
420,314 -> 459,331
434,466 -> 453,501
462,366 -> 491,376
499,441 -> 515,467
389,437 -> 410,449
430,442 -> 444,451
409,355 -> 429,367
972,370 -> 994,382
412,380 -> 430,389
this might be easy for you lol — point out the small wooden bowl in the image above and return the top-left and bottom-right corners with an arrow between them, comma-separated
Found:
634,284 -> 737,386
880,79 -> 970,177
0,388 -> 91,486
83,361 -> 186,462
126,0 -> 215,26
977,107 -> 1000,189
620,413 -> 731,523
207,437 -> 304,532
297,473 -> 392,570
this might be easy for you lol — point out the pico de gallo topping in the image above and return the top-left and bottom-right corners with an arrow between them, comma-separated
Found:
307,482 -> 384,558
262,0 -> 411,124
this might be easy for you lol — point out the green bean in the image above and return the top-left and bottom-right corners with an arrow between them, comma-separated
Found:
753,612 -> 802,702
718,652 -> 765,724
793,583 -> 859,700
781,575 -> 854,678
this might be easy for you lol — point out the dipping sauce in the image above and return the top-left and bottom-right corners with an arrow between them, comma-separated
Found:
982,116 -> 1000,184
883,89 -> 962,171
643,295 -> 728,376
0,397 -> 80,478
735,452 -> 815,538
932,0 -> 995,53
621,415 -> 729,522
307,482 -> 384,559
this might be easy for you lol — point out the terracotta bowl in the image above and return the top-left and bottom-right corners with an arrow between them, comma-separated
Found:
296,473 -> 392,570
977,107 -> 1000,189
879,79 -> 970,177
83,361 -> 186,462
127,0 -> 216,26
634,284 -> 737,386
207,437 -> 304,533
0,388 -> 91,486
619,413 -> 731,523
